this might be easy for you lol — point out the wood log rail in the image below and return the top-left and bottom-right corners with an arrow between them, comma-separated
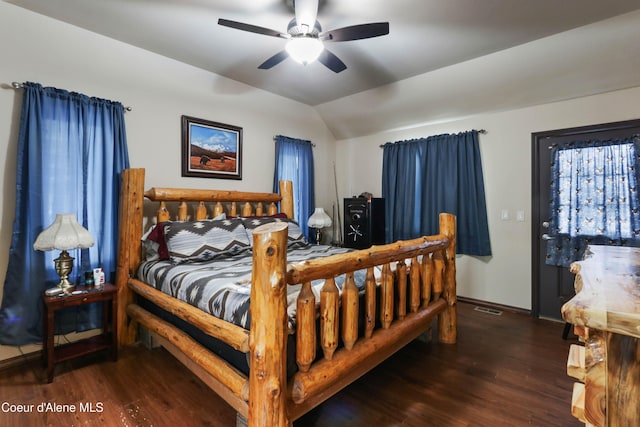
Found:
128,278 -> 250,353
287,230 -> 452,366
144,183 -> 293,222
285,235 -> 449,284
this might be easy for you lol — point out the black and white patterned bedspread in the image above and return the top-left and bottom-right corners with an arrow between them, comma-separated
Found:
137,245 -> 373,333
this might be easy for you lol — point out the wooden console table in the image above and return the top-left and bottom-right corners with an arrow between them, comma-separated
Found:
562,245 -> 640,426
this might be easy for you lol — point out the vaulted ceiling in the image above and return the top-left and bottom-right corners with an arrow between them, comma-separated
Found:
7,0 -> 640,139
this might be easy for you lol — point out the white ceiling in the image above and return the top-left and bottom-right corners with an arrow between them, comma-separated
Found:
7,0 -> 640,139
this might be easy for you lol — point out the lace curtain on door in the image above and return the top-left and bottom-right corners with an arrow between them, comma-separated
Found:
546,136 -> 640,267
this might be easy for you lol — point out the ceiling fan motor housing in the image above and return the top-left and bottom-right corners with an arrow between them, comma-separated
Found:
287,18 -> 322,37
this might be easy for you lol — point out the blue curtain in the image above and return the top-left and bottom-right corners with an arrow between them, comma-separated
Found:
0,82 -> 130,345
382,130 -> 491,256
546,137 -> 640,267
273,135 -> 315,240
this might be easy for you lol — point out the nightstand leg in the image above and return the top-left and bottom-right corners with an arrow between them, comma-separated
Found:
45,307 -> 55,383
42,299 -> 46,368
111,299 -> 118,361
102,299 -> 109,335
104,299 -> 117,361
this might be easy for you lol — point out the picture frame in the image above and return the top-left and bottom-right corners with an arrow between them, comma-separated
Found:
181,115 -> 243,180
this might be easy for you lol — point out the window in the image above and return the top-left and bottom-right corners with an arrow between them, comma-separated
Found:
546,137 -> 640,266
382,130 -> 491,255
0,83 -> 129,345
273,135 -> 315,239
555,143 -> 636,238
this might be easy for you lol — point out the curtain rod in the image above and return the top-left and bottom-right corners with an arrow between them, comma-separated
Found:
273,135 -> 316,147
10,82 -> 132,112
378,129 -> 487,148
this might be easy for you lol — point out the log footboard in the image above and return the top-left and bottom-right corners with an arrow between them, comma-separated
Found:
115,168 -> 456,427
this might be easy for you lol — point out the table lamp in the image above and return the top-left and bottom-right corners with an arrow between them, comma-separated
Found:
33,213 -> 94,294
307,208 -> 332,245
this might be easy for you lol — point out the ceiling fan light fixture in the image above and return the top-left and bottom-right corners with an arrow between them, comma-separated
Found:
218,1 -> 388,73
286,36 -> 324,65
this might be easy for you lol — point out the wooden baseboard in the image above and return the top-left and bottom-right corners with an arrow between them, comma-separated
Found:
458,296 -> 530,316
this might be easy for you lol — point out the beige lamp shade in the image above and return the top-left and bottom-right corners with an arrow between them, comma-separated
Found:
33,213 -> 94,251
307,208 -> 332,228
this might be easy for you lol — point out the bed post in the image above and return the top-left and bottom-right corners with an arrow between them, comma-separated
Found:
248,222 -> 291,427
279,180 -> 294,219
115,168 -> 145,346
438,213 -> 457,344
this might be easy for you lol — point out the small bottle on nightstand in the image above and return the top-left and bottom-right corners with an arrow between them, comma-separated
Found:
93,267 -> 104,289
84,271 -> 94,289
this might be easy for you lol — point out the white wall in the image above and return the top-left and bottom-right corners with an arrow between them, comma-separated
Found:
0,2 -> 336,301
337,86 -> 640,310
318,9 -> 640,141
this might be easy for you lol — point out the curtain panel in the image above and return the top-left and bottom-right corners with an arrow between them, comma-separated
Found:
0,82 -> 129,345
546,137 -> 640,267
382,130 -> 491,256
273,135 -> 315,240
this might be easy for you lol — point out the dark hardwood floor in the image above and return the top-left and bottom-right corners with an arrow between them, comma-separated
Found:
0,302 -> 581,426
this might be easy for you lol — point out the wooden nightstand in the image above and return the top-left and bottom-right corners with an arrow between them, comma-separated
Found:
42,283 -> 118,383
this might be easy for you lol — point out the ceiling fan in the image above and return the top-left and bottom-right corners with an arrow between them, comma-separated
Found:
218,0 -> 389,73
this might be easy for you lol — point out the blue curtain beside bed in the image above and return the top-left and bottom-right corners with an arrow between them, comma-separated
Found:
382,130 -> 491,256
273,135 -> 315,240
0,82 -> 129,345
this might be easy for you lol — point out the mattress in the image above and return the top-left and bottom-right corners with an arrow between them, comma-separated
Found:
136,244 -> 367,333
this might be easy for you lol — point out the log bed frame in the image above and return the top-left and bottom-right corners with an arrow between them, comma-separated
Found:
115,168 -> 457,427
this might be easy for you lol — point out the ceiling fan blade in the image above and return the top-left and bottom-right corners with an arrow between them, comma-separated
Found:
294,0 -> 319,31
258,50 -> 289,69
317,48 -> 347,73
321,22 -> 389,42
218,18 -> 288,39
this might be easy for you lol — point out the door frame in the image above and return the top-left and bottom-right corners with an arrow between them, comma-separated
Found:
531,119 -> 640,318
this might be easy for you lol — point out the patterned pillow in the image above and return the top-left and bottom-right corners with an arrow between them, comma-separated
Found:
163,218 -> 250,264
241,217 -> 309,248
143,213 -> 227,261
